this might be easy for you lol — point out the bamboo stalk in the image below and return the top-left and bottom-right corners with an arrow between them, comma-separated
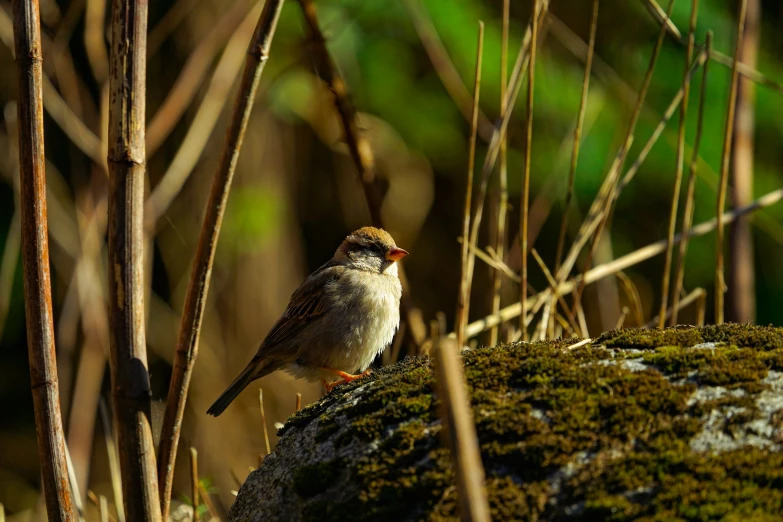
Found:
716,0 -> 748,324
106,0 -> 160,519
432,338 -> 490,522
519,0 -> 540,340
12,0 -> 75,519
659,0 -> 699,328
156,2 -> 285,518
455,22 -> 484,349
489,0 -> 510,347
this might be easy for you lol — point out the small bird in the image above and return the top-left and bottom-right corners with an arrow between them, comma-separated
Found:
207,226 -> 408,416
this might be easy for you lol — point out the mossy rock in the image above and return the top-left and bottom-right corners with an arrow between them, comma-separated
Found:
229,324 -> 783,521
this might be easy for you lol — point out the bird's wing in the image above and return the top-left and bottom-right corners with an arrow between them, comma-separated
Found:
257,261 -> 341,354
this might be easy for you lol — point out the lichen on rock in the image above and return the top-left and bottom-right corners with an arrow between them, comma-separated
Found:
229,324 -> 783,521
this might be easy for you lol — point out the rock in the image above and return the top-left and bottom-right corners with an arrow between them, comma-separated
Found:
229,324 -> 783,521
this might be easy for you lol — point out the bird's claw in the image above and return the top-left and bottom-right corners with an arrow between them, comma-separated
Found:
322,368 -> 373,392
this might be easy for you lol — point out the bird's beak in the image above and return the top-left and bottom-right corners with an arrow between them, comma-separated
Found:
385,247 -> 409,262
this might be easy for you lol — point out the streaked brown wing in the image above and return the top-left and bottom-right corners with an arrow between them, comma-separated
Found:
258,261 -> 340,352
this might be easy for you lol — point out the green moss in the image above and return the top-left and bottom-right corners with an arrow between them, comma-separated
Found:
274,324 -> 783,522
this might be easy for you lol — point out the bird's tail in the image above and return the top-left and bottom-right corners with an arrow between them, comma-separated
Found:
207,361 -> 265,417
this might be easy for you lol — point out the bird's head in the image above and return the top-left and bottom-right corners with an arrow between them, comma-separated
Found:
335,226 -> 408,274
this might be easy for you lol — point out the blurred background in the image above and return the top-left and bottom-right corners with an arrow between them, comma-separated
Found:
1,0 -> 783,519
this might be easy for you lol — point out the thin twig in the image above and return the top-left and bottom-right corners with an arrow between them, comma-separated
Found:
463,187 -> 783,339
12,0 -> 75,519
519,0 -> 540,340
615,307 -> 629,329
716,0 -> 748,324
258,389 -> 272,456
672,34 -> 711,325
156,2 -> 285,518
432,338 -> 490,522
489,0 -> 510,347
190,448 -> 199,522
106,0 -> 160,518
295,393 -> 302,412
455,22 -> 484,349
658,0 -> 699,328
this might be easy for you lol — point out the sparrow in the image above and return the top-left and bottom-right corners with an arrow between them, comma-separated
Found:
207,226 -> 408,416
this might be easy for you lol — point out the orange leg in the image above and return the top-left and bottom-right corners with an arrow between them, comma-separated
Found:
321,367 -> 372,392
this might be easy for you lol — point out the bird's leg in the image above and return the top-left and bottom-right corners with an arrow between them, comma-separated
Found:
321,367 -> 373,392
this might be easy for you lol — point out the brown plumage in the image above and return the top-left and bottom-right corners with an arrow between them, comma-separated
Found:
207,227 -> 408,416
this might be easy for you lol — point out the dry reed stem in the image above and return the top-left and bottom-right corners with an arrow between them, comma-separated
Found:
147,0 -> 200,55
297,0 -> 426,348
455,22 -> 484,349
641,0 -> 682,39
146,0 -> 254,155
520,0 -> 540,340
647,288 -> 705,328
98,399 -> 125,522
99,496 -> 109,522
489,0 -> 510,347
463,187 -> 783,339
549,0 -> 598,337
0,8 -> 104,166
716,0 -> 748,324
672,36 -> 710,326
568,0 -> 676,317
728,0 -> 760,322
432,338 -> 490,522
616,307 -> 629,329
156,2 -> 285,517
615,271 -> 645,327
190,448 -> 199,522
463,0 -> 550,338
402,0 -> 494,142
106,0 -> 160,518
671,31 -> 712,324
658,0 -> 699,328
296,392 -> 302,412
258,389 -> 272,455
63,442 -> 85,521
84,0 -> 109,85
530,248 -> 579,335
12,0 -> 75,519
145,2 -> 262,226
619,47 -> 707,191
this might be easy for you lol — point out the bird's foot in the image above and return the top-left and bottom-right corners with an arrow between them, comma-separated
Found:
321,368 -> 373,392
